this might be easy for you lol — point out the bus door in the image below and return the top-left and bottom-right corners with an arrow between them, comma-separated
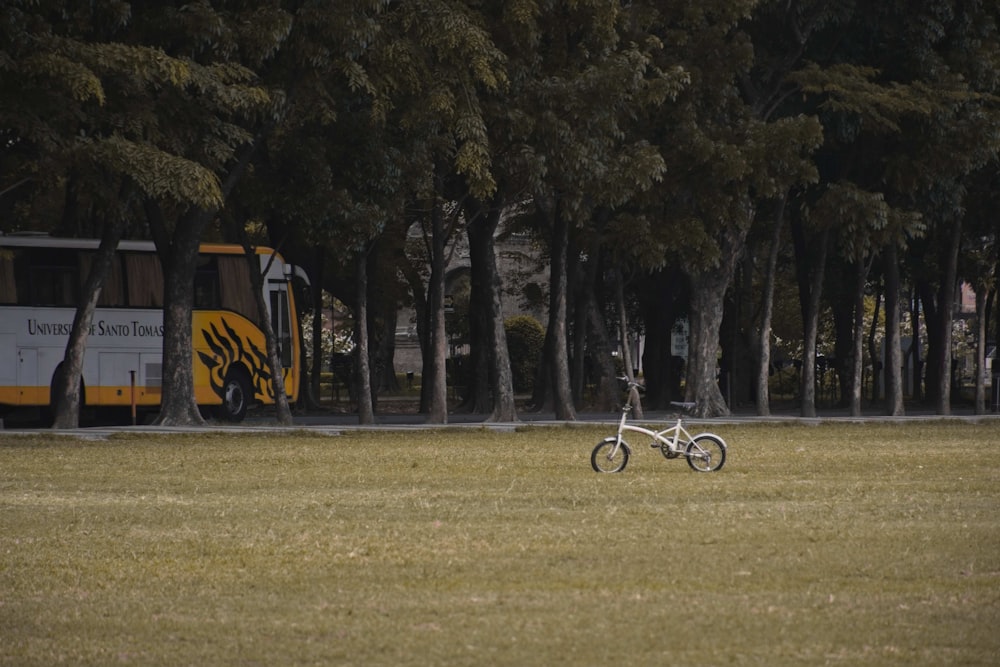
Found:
98,352 -> 140,405
20,347 -> 38,384
0,334 -> 17,388
7,342 -> 36,405
268,282 -> 292,369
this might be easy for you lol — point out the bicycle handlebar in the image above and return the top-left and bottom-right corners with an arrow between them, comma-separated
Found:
617,376 -> 646,393
617,379 -> 702,414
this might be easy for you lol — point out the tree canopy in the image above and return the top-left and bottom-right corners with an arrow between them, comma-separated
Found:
2,0 -> 998,422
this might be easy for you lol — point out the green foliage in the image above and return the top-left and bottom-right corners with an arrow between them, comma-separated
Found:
19,51 -> 107,104
2,0 -> 998,417
811,182 -> 926,262
376,0 -> 508,200
88,135 -> 223,210
608,2 -> 823,275
790,63 -> 935,133
504,315 -> 545,392
0,0 -> 285,233
789,0 -> 1000,254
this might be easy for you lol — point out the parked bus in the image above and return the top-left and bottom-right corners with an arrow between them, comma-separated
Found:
0,234 -> 306,423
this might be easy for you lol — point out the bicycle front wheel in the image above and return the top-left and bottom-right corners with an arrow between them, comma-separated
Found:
592,437 -> 630,473
686,435 -> 726,472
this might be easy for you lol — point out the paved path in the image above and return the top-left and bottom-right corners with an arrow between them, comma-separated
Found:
4,404 -> 999,439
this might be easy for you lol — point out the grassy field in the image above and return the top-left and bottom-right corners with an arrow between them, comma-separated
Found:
2,421 -> 999,666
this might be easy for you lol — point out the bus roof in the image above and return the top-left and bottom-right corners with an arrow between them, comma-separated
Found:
0,234 -> 283,259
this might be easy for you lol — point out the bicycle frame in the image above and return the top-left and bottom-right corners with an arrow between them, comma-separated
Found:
610,408 -> 681,456
593,379 -> 727,473
608,391 -> 720,461
613,410 -> 689,452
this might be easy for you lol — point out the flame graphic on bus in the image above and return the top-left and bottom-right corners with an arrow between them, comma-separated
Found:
197,317 -> 282,402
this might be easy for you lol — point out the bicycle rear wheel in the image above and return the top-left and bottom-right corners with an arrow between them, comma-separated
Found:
592,437 -> 630,473
686,435 -> 726,472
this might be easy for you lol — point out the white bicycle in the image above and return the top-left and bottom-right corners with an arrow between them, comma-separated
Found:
591,379 -> 727,473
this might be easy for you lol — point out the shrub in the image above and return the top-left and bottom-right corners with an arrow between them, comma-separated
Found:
505,315 -> 545,393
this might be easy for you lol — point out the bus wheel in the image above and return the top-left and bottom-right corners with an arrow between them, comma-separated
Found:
216,370 -> 250,422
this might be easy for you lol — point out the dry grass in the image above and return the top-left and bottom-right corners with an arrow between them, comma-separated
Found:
2,421 -> 999,666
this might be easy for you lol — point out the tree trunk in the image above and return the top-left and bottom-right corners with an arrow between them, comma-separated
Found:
934,219 -> 963,415
548,207 -> 576,420
399,251 -> 431,413
867,282 -> 882,404
829,262 -> 855,408
615,266 -> 642,419
529,326 -> 554,411
241,242 -> 294,426
917,280 -> 941,406
685,202 -> 753,418
686,270 -> 731,417
308,246 -> 325,409
849,258 -> 869,416
425,198 -> 449,423
152,208 -> 210,426
371,299 -> 400,398
909,289 -> 924,403
755,198 -> 784,416
52,217 -> 125,428
799,229 -> 829,418
466,196 -> 517,421
354,249 -> 375,425
571,233 -> 608,408
465,262 -> 493,414
485,313 -> 518,422
995,242 -> 1000,407
149,143 -> 254,426
720,250 -> 754,408
585,289 -> 618,411
974,286 -> 989,415
883,244 -> 905,415
226,213 -> 294,425
569,234 -> 586,406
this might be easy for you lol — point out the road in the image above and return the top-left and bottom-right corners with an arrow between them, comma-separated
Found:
4,401 -> 998,439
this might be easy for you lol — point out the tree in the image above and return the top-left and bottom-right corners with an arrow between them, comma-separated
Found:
738,1 -> 851,417
51,202 -> 127,428
507,1 -> 678,417
815,187 -> 887,416
963,166 -> 1000,414
132,1 -> 288,425
754,196 -> 786,416
643,2 -> 821,417
9,0 -> 1000,428
464,194 -> 518,421
0,1 -> 283,427
226,221 -> 294,426
237,0 -> 397,423
363,1 -> 509,423
789,0 -> 1000,415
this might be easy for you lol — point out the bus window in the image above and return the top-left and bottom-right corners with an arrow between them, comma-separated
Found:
0,251 -> 16,303
124,253 -> 163,307
270,287 -> 292,368
194,255 -> 220,310
79,252 -> 126,307
218,255 -> 259,325
20,248 -> 77,306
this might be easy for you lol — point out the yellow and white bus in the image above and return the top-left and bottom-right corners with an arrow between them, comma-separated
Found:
0,234 -> 306,423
